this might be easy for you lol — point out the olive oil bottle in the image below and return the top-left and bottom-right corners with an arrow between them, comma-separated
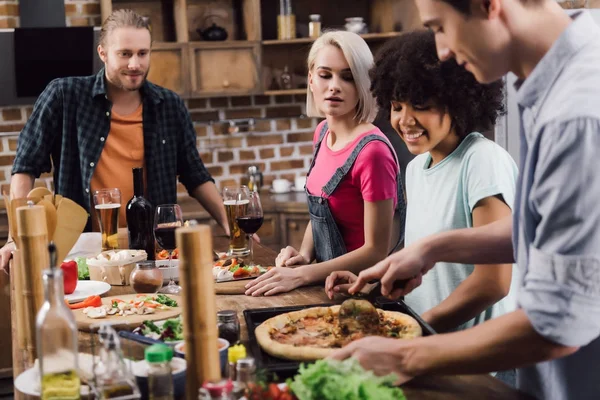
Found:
36,243 -> 81,399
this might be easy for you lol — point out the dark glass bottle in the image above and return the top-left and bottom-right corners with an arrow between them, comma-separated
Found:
126,167 -> 155,260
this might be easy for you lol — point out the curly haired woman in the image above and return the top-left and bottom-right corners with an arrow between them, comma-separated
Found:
374,29 -> 519,332
329,29 -> 519,335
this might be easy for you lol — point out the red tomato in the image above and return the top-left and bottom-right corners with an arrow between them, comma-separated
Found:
60,260 -> 78,295
268,383 -> 281,399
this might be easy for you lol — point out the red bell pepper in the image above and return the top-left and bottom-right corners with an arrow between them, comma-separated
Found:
60,260 -> 78,295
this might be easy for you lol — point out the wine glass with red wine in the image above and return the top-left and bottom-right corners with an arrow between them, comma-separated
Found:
236,191 -> 263,266
154,204 -> 183,294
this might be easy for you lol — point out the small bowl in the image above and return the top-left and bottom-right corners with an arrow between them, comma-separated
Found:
174,338 -> 229,375
156,260 -> 180,284
132,357 -> 186,399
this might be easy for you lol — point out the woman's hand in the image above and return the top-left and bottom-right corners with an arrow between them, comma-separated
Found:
275,246 -> 310,267
244,266 -> 307,296
324,270 -> 358,300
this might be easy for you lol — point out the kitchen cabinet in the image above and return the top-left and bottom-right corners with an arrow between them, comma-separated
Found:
189,42 -> 261,97
98,0 -> 417,98
280,213 -> 310,251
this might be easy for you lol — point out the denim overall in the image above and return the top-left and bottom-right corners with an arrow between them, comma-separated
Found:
306,122 -> 406,262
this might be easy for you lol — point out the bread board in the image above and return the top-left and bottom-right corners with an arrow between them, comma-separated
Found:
73,293 -> 182,332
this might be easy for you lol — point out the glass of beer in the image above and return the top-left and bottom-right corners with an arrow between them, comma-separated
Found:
223,186 -> 250,256
93,188 -> 121,251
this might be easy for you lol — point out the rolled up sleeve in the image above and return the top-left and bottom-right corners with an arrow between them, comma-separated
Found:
519,118 -> 600,347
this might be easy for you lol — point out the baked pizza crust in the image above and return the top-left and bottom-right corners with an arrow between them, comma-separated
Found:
255,305 -> 422,361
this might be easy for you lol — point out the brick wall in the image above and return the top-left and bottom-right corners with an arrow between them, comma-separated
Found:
0,0 -> 316,196
0,96 -> 317,195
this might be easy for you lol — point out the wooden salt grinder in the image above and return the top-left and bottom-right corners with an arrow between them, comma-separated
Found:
177,224 -> 221,400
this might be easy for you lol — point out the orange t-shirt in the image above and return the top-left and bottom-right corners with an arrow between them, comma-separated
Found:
91,104 -> 144,230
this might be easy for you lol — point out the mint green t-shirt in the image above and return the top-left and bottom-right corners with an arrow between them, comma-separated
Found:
404,132 -> 519,331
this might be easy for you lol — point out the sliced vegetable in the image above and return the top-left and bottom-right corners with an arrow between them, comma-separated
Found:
155,294 -> 178,307
68,295 -> 102,310
76,257 -> 90,280
288,358 -> 406,400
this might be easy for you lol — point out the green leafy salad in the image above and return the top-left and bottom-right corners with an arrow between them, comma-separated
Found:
76,257 -> 89,280
288,358 -> 407,400
133,317 -> 183,342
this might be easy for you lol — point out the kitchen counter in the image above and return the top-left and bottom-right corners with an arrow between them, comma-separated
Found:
11,234 -> 533,400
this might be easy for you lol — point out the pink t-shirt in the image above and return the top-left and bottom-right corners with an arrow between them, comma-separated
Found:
306,121 -> 398,252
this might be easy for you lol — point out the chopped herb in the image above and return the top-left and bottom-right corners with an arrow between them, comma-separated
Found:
155,294 -> 178,307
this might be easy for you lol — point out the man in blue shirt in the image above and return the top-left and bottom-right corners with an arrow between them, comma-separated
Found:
329,2 -> 600,399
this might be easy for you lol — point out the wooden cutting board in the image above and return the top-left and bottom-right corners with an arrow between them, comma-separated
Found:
73,293 -> 183,332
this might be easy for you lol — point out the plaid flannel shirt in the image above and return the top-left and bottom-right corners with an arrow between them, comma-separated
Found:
12,68 -> 213,231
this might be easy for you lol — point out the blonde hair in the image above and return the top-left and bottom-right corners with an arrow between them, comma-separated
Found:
99,9 -> 151,47
306,31 -> 377,123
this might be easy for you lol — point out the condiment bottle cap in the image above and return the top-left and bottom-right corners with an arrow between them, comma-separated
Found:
145,344 -> 173,363
227,344 -> 247,363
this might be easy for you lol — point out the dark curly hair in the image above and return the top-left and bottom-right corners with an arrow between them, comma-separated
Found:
370,30 -> 505,138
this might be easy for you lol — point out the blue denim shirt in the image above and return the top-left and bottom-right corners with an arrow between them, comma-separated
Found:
512,11 -> 600,400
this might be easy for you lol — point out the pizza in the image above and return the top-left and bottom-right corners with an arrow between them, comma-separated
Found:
255,302 -> 422,361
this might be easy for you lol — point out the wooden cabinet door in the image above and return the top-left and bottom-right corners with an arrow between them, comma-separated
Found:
282,214 -> 310,251
190,42 -> 261,97
148,43 -> 189,96
256,212 -> 279,251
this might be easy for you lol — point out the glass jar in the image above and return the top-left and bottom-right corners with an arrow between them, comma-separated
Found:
277,0 -> 296,40
217,310 -> 240,345
130,261 -> 163,294
309,14 -> 321,39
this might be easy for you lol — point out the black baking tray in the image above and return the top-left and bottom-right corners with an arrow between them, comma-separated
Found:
243,298 -> 436,381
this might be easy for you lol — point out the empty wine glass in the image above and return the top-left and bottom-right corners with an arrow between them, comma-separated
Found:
236,191 -> 263,266
154,204 -> 183,294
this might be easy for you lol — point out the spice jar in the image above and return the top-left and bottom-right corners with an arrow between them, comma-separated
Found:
217,310 -> 240,345
309,14 -> 321,39
130,261 -> 163,293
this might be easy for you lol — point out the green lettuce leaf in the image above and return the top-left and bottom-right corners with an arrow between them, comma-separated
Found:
288,358 -> 406,400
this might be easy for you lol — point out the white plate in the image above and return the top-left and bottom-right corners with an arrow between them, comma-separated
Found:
14,367 -> 91,398
269,188 -> 291,194
65,281 -> 111,304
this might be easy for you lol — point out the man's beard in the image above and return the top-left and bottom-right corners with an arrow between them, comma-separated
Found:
107,67 -> 149,91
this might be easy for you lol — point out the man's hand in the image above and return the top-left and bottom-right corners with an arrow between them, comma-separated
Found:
329,337 -> 414,384
348,240 -> 435,298
0,241 -> 15,274
324,270 -> 358,299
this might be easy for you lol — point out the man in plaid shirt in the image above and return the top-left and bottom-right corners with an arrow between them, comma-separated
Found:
1,9 -> 228,269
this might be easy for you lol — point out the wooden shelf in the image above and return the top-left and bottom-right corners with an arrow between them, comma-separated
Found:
264,89 -> 306,96
262,32 -> 402,46
187,40 -> 259,49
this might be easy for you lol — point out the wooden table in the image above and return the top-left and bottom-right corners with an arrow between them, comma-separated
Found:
12,236 -> 534,400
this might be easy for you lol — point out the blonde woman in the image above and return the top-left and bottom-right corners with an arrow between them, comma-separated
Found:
245,31 -> 405,296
